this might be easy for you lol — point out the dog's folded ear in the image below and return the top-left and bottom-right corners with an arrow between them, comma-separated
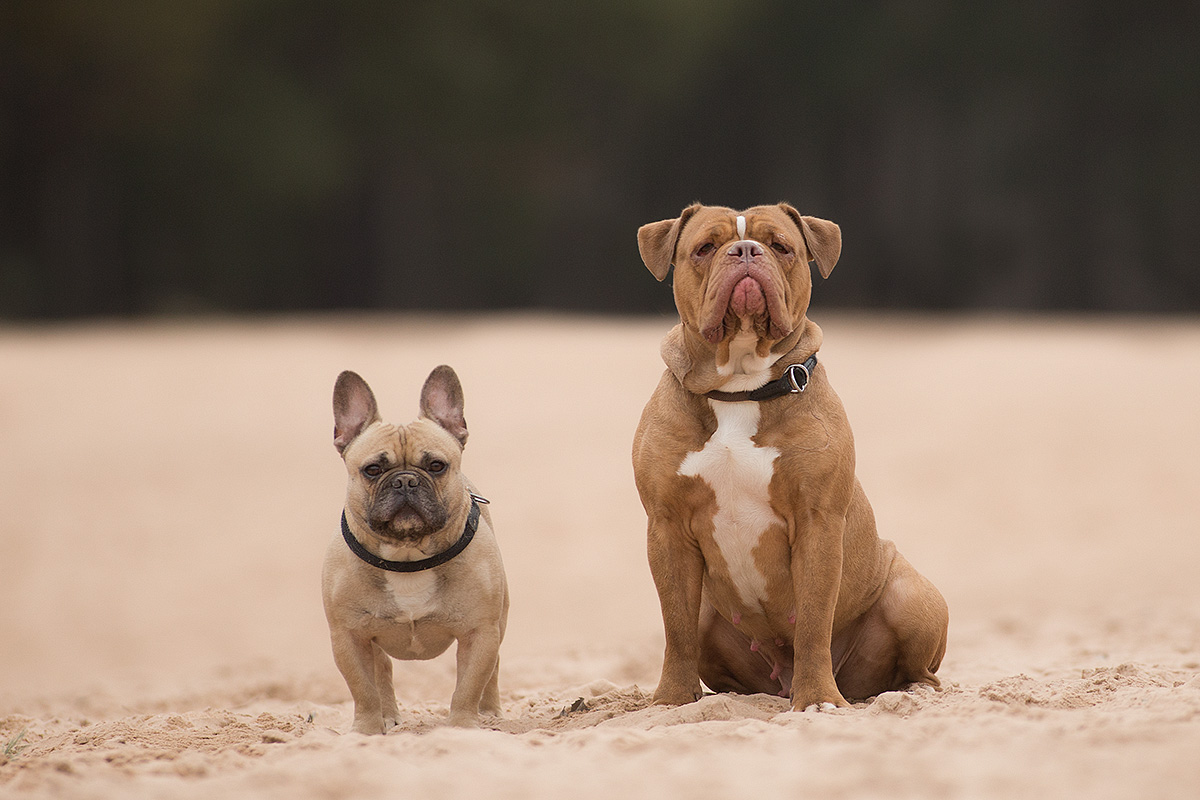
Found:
637,203 -> 701,281
333,371 -> 381,455
780,203 -> 841,279
420,365 -> 469,447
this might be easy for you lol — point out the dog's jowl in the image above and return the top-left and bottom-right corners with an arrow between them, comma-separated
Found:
632,204 -> 948,711
322,367 -> 508,732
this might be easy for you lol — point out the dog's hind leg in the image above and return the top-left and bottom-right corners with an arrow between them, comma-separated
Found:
883,553 -> 948,688
479,656 -> 502,717
372,643 -> 401,730
834,552 -> 948,698
448,624 -> 502,727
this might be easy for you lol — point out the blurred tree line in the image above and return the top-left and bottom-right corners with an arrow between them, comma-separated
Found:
2,0 -> 1197,318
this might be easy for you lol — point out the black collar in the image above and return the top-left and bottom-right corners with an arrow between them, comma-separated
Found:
341,496 -> 485,573
703,354 -> 818,402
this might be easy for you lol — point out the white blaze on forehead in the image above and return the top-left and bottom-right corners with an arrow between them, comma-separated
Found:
678,400 -> 781,607
736,215 -> 747,240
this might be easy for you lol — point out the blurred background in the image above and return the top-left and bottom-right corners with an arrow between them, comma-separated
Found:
2,0 -> 1197,320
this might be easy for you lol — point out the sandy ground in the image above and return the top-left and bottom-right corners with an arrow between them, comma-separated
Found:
1,312 -> 1199,799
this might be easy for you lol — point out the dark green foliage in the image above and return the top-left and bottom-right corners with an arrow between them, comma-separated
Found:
2,0 -> 1197,317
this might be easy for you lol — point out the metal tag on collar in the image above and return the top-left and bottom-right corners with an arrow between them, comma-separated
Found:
784,362 -> 811,393
469,491 -> 491,505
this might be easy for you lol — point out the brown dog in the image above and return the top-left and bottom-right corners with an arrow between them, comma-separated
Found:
322,367 -> 508,732
632,203 -> 948,711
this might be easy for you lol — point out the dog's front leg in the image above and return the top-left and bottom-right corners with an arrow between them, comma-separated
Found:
330,629 -> 389,734
790,509 -> 851,710
448,624 -> 502,727
648,516 -> 705,705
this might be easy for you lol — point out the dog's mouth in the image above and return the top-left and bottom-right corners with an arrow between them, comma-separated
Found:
700,265 -> 792,344
729,276 -> 766,317
369,498 -> 447,542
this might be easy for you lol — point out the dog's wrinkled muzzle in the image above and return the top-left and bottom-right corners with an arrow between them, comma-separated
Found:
700,241 -> 792,344
367,470 -> 447,539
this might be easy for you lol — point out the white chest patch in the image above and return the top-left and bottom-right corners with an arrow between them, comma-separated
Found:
678,401 -> 781,606
383,570 -> 440,621
736,215 -> 747,239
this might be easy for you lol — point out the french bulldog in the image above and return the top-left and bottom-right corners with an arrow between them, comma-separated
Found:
322,366 -> 508,732
633,203 -> 948,711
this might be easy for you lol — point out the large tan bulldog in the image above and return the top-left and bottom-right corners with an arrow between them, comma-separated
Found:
632,203 -> 948,711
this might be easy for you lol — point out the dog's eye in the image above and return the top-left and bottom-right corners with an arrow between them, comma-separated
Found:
770,241 -> 791,256
695,243 -> 715,257
362,464 -> 384,478
427,460 -> 446,475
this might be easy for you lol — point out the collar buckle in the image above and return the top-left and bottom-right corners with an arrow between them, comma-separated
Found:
784,361 -> 811,393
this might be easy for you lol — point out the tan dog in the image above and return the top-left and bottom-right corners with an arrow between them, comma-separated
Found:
322,367 -> 508,732
632,203 -> 948,711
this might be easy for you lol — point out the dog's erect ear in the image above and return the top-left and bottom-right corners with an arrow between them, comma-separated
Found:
333,371 -> 381,455
637,203 -> 701,281
419,365 -> 468,447
780,203 -> 841,279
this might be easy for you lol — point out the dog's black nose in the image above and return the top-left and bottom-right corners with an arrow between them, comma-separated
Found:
389,471 -> 421,491
727,240 -> 764,261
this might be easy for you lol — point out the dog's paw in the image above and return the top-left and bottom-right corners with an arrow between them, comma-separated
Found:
349,718 -> 387,735
446,711 -> 481,728
790,691 -> 851,713
789,681 -> 850,713
799,702 -> 841,713
651,684 -> 703,706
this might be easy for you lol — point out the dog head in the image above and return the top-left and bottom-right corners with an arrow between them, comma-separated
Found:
333,366 -> 471,543
638,203 -> 840,359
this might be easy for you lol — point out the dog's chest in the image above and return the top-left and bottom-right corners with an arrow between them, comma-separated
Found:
380,571 -> 441,621
678,401 -> 781,606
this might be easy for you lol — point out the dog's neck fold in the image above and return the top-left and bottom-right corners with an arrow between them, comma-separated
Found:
661,318 -> 824,396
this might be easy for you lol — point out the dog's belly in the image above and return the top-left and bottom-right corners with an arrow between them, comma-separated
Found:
678,401 -> 782,610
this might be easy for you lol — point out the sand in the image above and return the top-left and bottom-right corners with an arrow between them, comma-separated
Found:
2,312 -> 1199,799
